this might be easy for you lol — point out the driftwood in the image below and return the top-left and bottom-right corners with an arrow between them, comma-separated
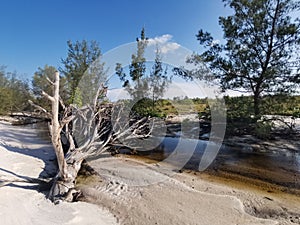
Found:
0,111 -> 50,125
31,71 -> 154,203
10,111 -> 51,120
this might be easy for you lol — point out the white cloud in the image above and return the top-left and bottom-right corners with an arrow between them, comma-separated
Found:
148,34 -> 180,54
160,42 -> 181,54
107,88 -> 130,101
148,34 -> 172,45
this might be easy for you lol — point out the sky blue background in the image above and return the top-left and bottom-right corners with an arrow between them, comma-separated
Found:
0,0 -> 231,79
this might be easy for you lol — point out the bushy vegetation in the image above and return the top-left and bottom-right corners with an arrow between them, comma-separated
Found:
261,95 -> 300,117
130,94 -> 300,138
130,97 -> 209,118
215,95 -> 299,137
0,67 -> 32,115
130,94 -> 300,128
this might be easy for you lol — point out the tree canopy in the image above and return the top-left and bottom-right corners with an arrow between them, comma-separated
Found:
116,28 -> 149,100
196,0 -> 300,117
32,65 -> 68,109
116,28 -> 171,116
60,40 -> 102,104
0,67 -> 31,114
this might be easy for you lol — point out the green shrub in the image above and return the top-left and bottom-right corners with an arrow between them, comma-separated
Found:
254,120 -> 274,140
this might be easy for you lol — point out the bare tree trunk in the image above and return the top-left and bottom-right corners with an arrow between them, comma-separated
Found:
43,72 -> 82,203
253,91 -> 260,120
48,157 -> 83,203
50,72 -> 68,179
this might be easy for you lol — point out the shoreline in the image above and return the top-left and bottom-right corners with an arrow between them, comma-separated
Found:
123,144 -> 300,196
108,153 -> 300,198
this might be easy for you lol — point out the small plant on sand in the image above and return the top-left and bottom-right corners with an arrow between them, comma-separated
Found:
254,120 -> 274,140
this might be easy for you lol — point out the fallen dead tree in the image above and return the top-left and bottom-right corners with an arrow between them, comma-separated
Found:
0,111 -> 50,125
10,111 -> 51,120
32,71 -> 154,203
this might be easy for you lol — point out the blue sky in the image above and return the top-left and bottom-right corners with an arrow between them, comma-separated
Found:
0,0 -> 231,80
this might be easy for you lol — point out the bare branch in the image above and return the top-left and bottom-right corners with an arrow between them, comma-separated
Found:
28,100 -> 52,118
59,97 -> 66,110
42,91 -> 55,102
60,115 -> 75,130
45,75 -> 54,86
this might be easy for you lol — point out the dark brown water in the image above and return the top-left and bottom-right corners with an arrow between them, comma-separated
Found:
135,137 -> 300,190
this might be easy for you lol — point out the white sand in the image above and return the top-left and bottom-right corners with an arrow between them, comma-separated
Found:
0,122 -> 118,225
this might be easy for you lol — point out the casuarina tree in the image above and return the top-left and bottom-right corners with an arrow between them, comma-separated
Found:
60,40 -> 102,104
196,0 -> 300,118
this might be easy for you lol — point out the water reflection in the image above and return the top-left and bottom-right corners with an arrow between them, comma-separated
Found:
137,136 -> 300,189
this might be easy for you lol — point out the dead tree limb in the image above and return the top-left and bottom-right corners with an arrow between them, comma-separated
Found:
31,71 -> 155,203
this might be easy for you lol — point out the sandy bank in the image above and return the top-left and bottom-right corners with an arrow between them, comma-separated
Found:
0,122 -> 118,225
79,155 -> 300,225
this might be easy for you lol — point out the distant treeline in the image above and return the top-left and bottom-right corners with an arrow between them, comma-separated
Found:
133,95 -> 300,119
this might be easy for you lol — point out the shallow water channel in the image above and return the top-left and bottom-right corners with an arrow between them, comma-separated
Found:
30,122 -> 300,190
135,136 -> 300,190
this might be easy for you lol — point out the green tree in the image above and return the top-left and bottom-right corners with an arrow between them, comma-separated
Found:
75,57 -> 107,107
8,73 -> 31,112
196,0 -> 300,118
116,28 -> 149,100
116,29 -> 171,116
32,65 -> 67,109
60,40 -> 102,104
0,66 -> 9,86
0,68 -> 13,114
149,48 -> 170,110
0,68 -> 31,114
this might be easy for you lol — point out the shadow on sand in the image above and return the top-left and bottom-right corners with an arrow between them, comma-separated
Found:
0,122 -> 57,193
